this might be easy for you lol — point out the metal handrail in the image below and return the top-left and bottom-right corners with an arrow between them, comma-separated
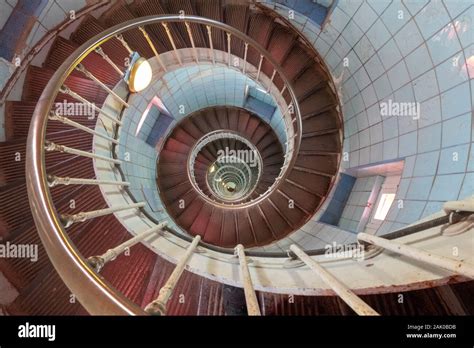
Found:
187,129 -> 263,205
25,12 -> 472,317
26,14 -> 302,315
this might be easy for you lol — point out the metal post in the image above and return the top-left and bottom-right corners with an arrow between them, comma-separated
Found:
290,244 -> 380,316
443,196 -> 474,213
88,222 -> 167,272
206,25 -> 215,65
61,202 -> 145,228
267,69 -> 276,92
47,175 -> 129,187
357,233 -> 474,279
145,235 -> 201,315
162,23 -> 182,65
243,42 -> 248,73
256,54 -> 264,81
48,113 -> 119,144
75,64 -> 130,107
115,34 -> 133,55
138,26 -> 167,72
227,32 -> 232,67
235,244 -> 261,316
45,141 -> 122,165
60,85 -> 122,125
95,47 -> 124,76
184,22 -> 199,63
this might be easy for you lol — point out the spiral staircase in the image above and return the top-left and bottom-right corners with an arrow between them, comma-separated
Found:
0,0 -> 473,316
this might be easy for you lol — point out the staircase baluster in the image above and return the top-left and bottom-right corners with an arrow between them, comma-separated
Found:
45,141 -> 122,164
87,222 -> 167,272
256,54 -> 264,81
206,25 -> 215,65
267,69 -> 276,93
138,26 -> 167,72
184,22 -> 199,63
48,113 -> 119,144
115,34 -> 134,55
358,233 -> 474,279
235,244 -> 261,316
290,244 -> 380,316
227,32 -> 232,67
162,23 -> 182,65
243,42 -> 249,73
75,64 -> 130,107
145,235 -> 201,315
60,85 -> 123,125
61,202 -> 145,228
95,47 -> 124,76
47,175 -> 129,188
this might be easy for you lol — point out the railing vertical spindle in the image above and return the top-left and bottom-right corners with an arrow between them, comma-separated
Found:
235,244 -> 261,316
162,22 -> 182,65
185,22 -> 199,63
139,26 -> 167,71
256,54 -> 264,81
88,222 -> 167,272
358,233 -> 474,279
95,47 -> 124,76
227,32 -> 232,67
243,42 -> 249,73
145,235 -> 201,315
206,25 -> 215,65
290,245 -> 379,316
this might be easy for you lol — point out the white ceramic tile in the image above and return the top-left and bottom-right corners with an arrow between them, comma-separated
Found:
405,44 -> 433,79
394,19 -> 424,56
381,1 -> 410,35
418,95 -> 441,127
435,52 -> 469,92
440,81 -> 471,119
366,18 -> 391,50
373,73 -> 393,99
388,60 -> 411,90
368,0 -> 392,15
370,142 -> 384,162
418,123 -> 442,153
383,137 -> 399,159
413,69 -> 439,102
353,1 -> 379,32
361,83 -> 378,107
353,35 -> 376,63
365,53 -> 385,81
403,0 -> 429,16
414,0 -> 451,39
427,24 -> 462,65
378,39 -> 403,70
352,65 -> 371,90
367,103 -> 382,126
398,131 -> 418,157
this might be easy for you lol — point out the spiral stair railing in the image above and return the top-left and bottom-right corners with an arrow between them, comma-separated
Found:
26,14 -> 474,316
187,130 -> 263,205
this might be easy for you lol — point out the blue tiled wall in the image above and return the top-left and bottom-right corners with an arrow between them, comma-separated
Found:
265,0 -> 474,235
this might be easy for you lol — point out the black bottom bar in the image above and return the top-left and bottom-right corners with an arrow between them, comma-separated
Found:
0,316 -> 472,346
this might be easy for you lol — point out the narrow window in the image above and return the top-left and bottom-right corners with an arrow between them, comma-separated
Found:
374,193 -> 395,220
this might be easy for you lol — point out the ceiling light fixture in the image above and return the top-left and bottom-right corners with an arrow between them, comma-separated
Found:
125,52 -> 152,93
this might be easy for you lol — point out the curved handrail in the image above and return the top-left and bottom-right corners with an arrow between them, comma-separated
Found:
26,14 -> 302,315
25,11 -> 468,316
187,129 -> 263,205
